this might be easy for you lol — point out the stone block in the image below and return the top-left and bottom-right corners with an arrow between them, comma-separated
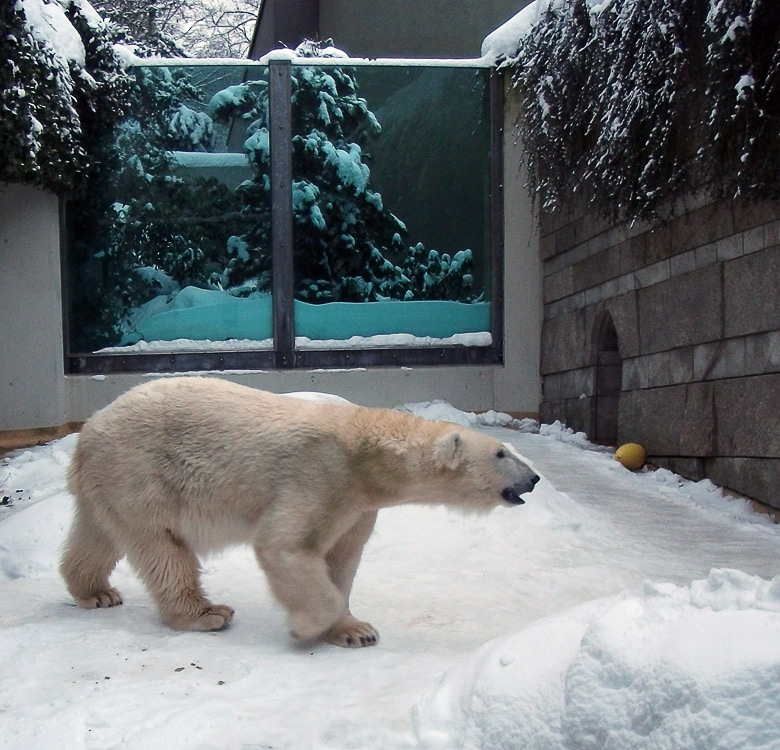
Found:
638,264 -> 723,354
724,247 -> 780,337
745,330 -> 780,376
693,338 -> 746,381
562,394 -> 593,436
539,399 -> 559,426
541,309 -> 591,374
653,456 -> 706,481
635,260 -> 671,289
543,267 -> 574,303
540,232 -> 557,260
670,250 -> 696,276
672,201 -> 734,253
705,457 -> 780,510
542,373 -> 561,402
646,351 -> 671,388
732,197 -> 780,233
713,374 -> 780,458
585,285 -> 605,307
572,246 -> 621,293
742,226 -> 764,256
716,234 -> 743,262
669,347 -> 694,384
621,357 -> 648,390
539,395 -> 592,436
618,386 -> 687,454
540,206 -> 569,237
555,221 -> 578,256
618,234 -> 647,275
694,242 -> 717,268
645,223 -> 673,264
764,219 -> 780,250
604,291 -> 640,358
679,381 -> 717,456
618,383 -> 716,457
557,367 -> 596,400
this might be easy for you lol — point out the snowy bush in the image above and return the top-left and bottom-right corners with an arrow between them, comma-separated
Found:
0,0 -> 131,194
503,0 -> 780,219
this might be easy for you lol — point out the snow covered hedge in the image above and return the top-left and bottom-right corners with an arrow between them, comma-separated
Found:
497,0 -> 780,219
0,0 -> 132,194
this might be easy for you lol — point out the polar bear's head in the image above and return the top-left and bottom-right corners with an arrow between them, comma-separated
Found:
430,428 -> 540,511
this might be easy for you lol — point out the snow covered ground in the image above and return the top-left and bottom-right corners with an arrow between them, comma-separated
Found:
1,397 -> 779,749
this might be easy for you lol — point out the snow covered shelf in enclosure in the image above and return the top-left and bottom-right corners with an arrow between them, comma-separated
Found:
111,290 -> 491,348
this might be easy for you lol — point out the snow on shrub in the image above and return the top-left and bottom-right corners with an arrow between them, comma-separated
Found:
493,0 -> 780,219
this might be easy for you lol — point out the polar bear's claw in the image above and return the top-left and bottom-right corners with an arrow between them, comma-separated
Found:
324,616 -> 379,648
77,588 -> 123,609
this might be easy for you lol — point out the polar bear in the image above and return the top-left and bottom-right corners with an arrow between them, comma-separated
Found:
61,377 -> 539,648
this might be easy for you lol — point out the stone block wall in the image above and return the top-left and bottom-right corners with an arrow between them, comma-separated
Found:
539,194 -> 780,510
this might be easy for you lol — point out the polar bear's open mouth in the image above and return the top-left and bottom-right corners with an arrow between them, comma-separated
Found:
501,487 -> 526,505
501,474 -> 539,505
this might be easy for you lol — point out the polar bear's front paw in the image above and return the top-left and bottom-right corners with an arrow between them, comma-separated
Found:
76,587 -> 123,609
324,615 -> 379,648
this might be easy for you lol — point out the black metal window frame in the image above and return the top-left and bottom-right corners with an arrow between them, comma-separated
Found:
64,59 -> 504,375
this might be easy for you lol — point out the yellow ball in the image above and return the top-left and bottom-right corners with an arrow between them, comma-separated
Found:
615,443 -> 647,471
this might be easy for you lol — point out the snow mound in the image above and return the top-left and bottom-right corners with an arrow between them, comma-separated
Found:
414,568 -> 780,750
399,399 -> 539,432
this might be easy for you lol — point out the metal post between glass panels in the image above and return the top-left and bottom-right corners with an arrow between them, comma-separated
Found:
269,59 -> 295,367
490,68 -> 505,364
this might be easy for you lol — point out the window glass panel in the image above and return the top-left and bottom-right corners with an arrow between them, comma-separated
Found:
65,64 -> 272,354
288,63 -> 493,349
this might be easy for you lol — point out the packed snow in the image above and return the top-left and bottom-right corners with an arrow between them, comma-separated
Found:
1,391 -> 779,749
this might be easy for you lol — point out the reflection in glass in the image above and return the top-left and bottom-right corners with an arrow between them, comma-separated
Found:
66,65 -> 270,353
65,60 -> 494,355
288,59 -> 493,346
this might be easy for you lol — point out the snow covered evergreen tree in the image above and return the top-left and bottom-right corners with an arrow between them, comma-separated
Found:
210,40 -> 478,303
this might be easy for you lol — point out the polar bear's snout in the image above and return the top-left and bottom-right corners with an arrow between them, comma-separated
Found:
501,473 -> 540,505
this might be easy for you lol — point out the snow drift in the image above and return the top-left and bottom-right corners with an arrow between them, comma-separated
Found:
414,569 -> 780,750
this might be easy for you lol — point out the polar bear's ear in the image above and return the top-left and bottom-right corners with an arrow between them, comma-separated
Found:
433,431 -> 464,470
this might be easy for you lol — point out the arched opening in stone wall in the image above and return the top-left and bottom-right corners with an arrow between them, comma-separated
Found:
593,311 -> 622,446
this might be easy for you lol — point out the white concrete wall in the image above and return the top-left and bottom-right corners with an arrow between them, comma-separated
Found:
495,84 -> 542,415
0,183 -> 66,431
0,78 -> 541,433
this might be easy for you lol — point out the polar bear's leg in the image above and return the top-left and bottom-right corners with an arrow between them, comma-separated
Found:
60,505 -> 123,609
323,511 -> 379,648
255,544 -> 349,642
127,530 -> 234,631
326,511 -> 378,596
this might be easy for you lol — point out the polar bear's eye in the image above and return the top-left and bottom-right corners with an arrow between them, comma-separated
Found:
496,449 -> 507,459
